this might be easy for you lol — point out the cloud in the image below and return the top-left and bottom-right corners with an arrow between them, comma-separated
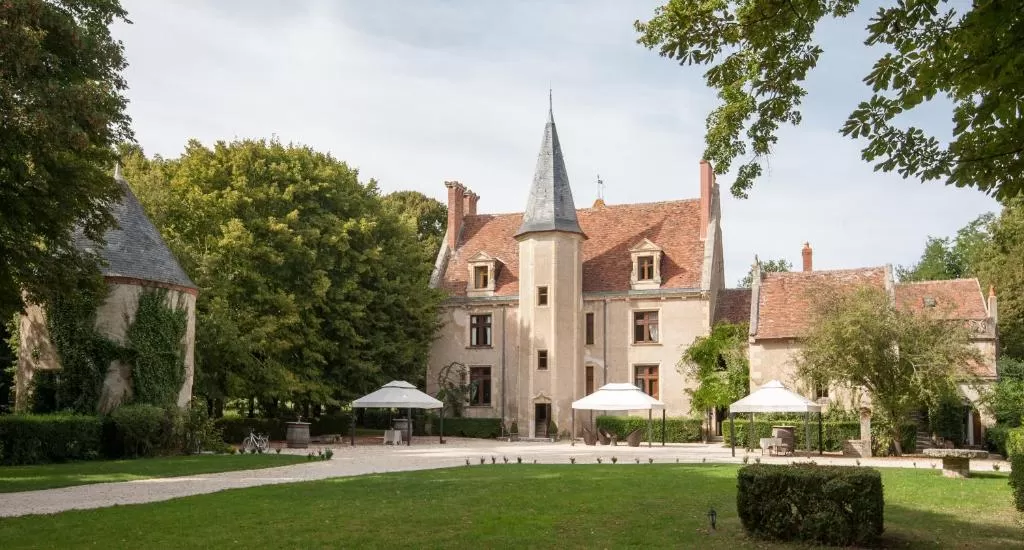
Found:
114,0 -> 1000,286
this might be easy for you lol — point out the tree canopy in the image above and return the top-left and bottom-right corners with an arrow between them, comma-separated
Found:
896,212 -> 993,282
380,190 -> 447,261
636,1 -> 1024,201
796,284 -> 980,454
737,257 -> 791,287
120,140 -> 443,410
0,0 -> 133,319
679,322 -> 750,422
973,198 -> 1024,359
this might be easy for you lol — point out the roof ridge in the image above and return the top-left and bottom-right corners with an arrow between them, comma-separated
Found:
465,198 -> 700,219
764,266 -> 886,277
896,277 -> 981,285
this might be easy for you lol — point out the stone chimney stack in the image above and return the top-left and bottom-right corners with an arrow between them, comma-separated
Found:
802,242 -> 813,272
463,191 -> 479,217
699,160 -> 714,241
989,285 -> 998,324
445,181 -> 466,249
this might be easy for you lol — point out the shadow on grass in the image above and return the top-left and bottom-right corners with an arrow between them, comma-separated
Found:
881,504 -> 1023,549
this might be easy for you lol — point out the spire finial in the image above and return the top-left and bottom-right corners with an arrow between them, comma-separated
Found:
597,174 -> 604,200
548,87 -> 553,122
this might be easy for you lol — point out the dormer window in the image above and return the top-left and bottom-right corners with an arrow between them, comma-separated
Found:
637,256 -> 655,281
629,239 -> 663,290
466,252 -> 499,297
473,265 -> 489,289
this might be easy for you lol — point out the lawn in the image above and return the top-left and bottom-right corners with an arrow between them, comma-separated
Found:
0,465 -> 1019,549
0,454 -> 307,493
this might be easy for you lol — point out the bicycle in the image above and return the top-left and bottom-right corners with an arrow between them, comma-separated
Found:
241,429 -> 270,453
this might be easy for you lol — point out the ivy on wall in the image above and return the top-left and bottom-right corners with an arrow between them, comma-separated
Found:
127,289 -> 187,407
35,285 -> 187,413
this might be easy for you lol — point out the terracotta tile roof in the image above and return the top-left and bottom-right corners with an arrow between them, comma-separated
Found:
754,267 -> 887,340
440,200 -> 704,296
894,279 -> 989,320
714,288 -> 752,326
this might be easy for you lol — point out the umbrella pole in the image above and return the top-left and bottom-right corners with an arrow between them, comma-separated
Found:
804,411 -> 810,455
350,411 -> 356,447
662,409 -> 666,447
407,408 -> 412,446
571,410 -> 575,447
818,411 -> 823,456
730,412 -> 735,457
440,407 -> 445,444
647,409 -> 652,448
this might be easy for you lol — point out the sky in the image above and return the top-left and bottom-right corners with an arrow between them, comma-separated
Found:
112,0 -> 1000,286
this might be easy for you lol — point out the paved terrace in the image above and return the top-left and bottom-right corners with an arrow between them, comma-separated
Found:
0,438 -> 1011,518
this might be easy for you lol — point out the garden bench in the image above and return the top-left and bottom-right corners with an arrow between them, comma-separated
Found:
923,448 -> 989,478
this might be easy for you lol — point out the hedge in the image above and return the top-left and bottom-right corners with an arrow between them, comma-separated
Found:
595,416 -> 703,443
985,425 -> 1011,457
723,420 -> 917,454
102,404 -> 182,459
737,464 -> 884,546
425,416 -> 501,439
0,414 -> 103,465
214,414 -> 353,444
1010,454 -> 1024,513
1008,427 -> 1024,459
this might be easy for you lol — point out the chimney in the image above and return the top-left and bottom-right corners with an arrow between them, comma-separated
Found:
699,160 -> 714,241
463,191 -> 479,217
445,181 -> 465,249
989,285 -> 998,324
802,242 -> 813,272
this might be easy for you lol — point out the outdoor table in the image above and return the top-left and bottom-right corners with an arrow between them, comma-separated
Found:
383,429 -> 403,446
922,448 -> 989,478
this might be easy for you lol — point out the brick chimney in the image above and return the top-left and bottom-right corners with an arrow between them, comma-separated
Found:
699,160 -> 714,241
989,285 -> 998,323
802,242 -> 813,272
445,181 -> 465,249
463,191 -> 479,217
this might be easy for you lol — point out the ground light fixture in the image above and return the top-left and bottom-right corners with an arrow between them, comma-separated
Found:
707,508 -> 717,530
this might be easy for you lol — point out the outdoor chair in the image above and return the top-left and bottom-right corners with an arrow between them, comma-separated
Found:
598,428 -> 616,446
582,427 -> 598,446
625,428 -> 643,447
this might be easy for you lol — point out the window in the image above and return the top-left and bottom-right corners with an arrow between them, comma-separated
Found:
585,365 -> 595,395
633,311 -> 659,343
469,366 -> 492,406
635,365 -> 659,399
537,286 -> 548,306
637,256 -> 655,281
537,349 -> 548,370
813,381 -> 829,400
469,314 -> 492,347
473,265 -> 489,289
585,312 -> 595,345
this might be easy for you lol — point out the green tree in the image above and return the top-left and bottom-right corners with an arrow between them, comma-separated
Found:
974,198 -> 1024,358
678,322 -> 749,440
737,258 -> 791,287
987,357 -> 1024,427
381,190 -> 447,260
796,285 -> 980,455
120,140 -> 443,410
0,0 -> 133,318
636,1 -> 1024,201
897,213 -> 995,281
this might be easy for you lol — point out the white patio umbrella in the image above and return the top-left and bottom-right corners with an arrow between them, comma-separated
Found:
727,380 -> 822,456
350,381 -> 443,446
571,383 -> 666,447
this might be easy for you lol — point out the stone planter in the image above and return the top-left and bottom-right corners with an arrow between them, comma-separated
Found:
923,448 -> 988,478
286,421 -> 311,449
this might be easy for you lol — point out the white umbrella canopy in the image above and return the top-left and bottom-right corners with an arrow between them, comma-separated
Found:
729,380 -> 821,414
352,380 -> 442,409
572,383 -> 666,411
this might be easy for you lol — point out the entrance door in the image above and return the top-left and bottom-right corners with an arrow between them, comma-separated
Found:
714,406 -> 728,436
535,403 -> 551,438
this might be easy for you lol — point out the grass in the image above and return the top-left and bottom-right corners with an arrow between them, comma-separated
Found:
0,454 -> 307,493
1,464 -> 1020,548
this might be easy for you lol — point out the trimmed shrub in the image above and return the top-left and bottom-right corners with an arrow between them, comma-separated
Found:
428,417 -> 501,438
723,420 -> 917,454
103,404 -> 182,458
596,416 -> 703,443
1008,427 -> 1024,459
0,414 -> 103,465
985,424 -> 1010,457
1010,454 -> 1024,512
737,464 -> 884,546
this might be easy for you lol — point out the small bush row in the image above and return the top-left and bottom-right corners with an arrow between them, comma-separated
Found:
0,414 -> 103,465
737,464 -> 884,547
595,416 -> 703,443
1010,454 -> 1024,513
424,416 -> 501,439
723,420 -> 917,454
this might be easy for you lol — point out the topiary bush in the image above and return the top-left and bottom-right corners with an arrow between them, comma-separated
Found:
1007,427 -> 1024,459
985,424 -> 1011,457
1010,454 -> 1024,512
737,464 -> 884,547
0,414 -> 103,465
596,416 -> 703,443
103,404 -> 182,458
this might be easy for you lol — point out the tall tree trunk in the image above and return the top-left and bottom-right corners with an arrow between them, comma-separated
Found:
247,396 -> 255,418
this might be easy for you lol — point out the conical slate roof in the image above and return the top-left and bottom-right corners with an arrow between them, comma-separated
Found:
514,104 -> 585,238
74,169 -> 197,290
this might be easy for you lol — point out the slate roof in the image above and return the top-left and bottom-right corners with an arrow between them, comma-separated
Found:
894,279 -> 989,320
441,199 -> 705,297
714,288 -> 752,326
74,173 -> 197,290
514,107 -> 585,238
753,267 -> 887,339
